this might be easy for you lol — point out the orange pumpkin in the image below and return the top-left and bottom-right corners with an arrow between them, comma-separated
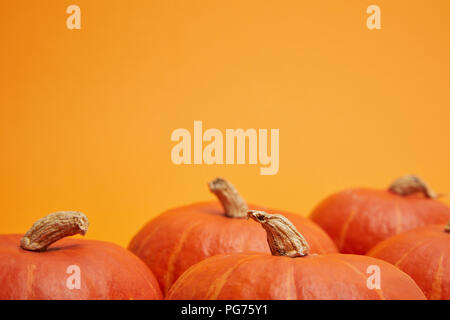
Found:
0,211 -> 162,300
167,210 -> 426,300
310,175 -> 450,254
368,222 -> 450,300
129,178 -> 337,294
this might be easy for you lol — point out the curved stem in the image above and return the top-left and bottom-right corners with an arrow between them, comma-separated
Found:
20,211 -> 89,252
388,175 -> 437,199
247,210 -> 310,257
208,178 -> 248,218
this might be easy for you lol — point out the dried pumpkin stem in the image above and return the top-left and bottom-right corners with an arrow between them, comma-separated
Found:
388,175 -> 438,199
208,178 -> 248,218
20,211 -> 89,252
445,221 -> 450,233
247,210 -> 310,257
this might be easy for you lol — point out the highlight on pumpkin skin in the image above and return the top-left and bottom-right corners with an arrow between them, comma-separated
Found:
20,211 -> 89,252
208,177 -> 248,218
388,175 -> 438,199
247,210 -> 310,257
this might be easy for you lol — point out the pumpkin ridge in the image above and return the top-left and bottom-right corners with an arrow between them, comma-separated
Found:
365,236 -> 393,257
167,211 -> 427,300
164,220 -> 202,294
394,238 -> 434,268
165,255 -> 215,295
205,254 -> 261,299
394,201 -> 403,234
286,262 -> 297,300
26,263 -> 36,299
337,208 -> 357,251
131,179 -> 339,295
129,222 -> 161,257
430,252 -> 444,300
1,223 -> 162,300
311,179 -> 450,255
329,256 -> 385,300
368,224 -> 449,300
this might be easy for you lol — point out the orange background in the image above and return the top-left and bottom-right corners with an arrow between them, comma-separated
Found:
1,0 -> 449,247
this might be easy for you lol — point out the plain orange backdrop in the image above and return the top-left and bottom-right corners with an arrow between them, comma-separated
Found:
1,0 -> 449,247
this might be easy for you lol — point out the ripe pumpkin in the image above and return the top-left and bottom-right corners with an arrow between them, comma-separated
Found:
368,222 -> 450,300
310,175 -> 450,254
167,210 -> 426,300
0,211 -> 162,300
129,178 -> 337,295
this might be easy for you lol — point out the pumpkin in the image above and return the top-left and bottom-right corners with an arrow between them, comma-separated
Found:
166,210 -> 426,300
310,175 -> 450,254
0,211 -> 162,300
129,178 -> 337,295
368,221 -> 450,300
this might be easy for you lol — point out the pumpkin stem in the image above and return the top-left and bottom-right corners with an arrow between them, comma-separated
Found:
388,175 -> 438,199
208,178 -> 248,218
20,211 -> 89,252
445,221 -> 450,233
247,210 -> 310,257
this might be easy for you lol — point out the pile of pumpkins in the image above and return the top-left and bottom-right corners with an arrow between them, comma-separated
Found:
0,175 -> 449,300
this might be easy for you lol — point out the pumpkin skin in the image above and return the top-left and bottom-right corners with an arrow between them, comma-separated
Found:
166,252 -> 426,300
310,188 -> 450,254
129,201 -> 337,295
368,224 -> 449,300
0,211 -> 162,300
168,210 -> 426,300
0,234 -> 162,300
